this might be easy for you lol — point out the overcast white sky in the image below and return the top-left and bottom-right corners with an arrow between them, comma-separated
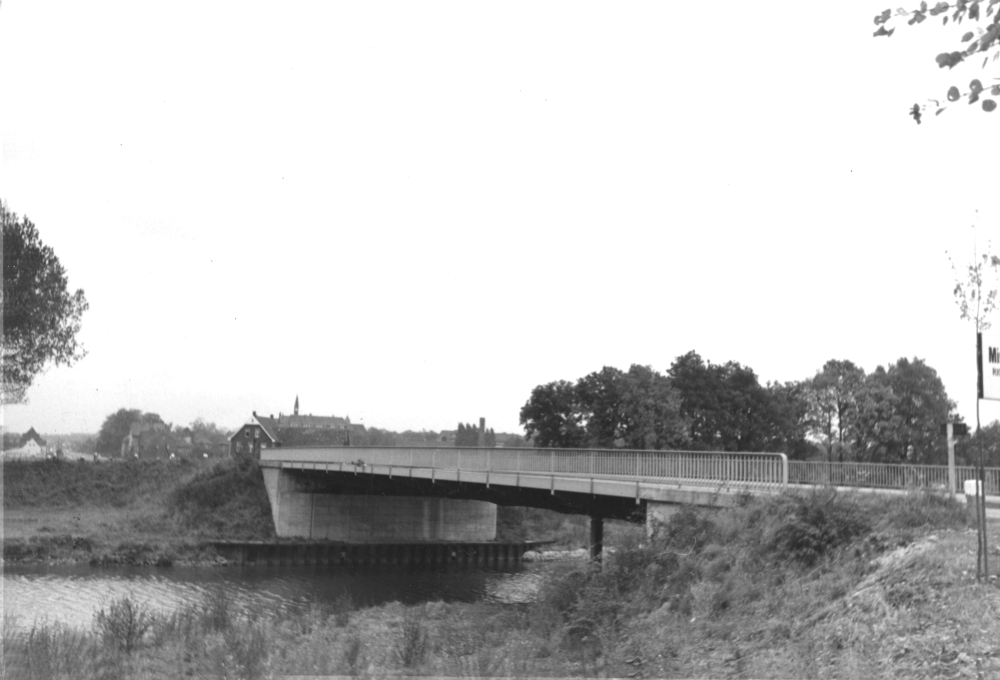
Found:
3,1 -> 999,437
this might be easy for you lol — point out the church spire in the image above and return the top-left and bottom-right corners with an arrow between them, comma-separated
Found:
294,395 -> 299,416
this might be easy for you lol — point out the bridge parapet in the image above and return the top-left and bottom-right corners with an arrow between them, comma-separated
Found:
260,446 -> 789,493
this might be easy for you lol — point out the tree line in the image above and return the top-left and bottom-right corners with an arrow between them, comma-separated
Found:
95,409 -> 231,456
519,352 -> 960,464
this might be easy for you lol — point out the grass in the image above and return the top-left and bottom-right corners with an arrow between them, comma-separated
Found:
7,487 -> 996,678
3,458 -> 274,564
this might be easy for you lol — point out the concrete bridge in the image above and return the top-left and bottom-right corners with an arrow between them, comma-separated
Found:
258,446 -> 788,558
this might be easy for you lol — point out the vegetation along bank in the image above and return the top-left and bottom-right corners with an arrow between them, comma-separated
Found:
6,485 -> 999,678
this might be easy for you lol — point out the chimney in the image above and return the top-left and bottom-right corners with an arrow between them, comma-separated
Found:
479,417 -> 486,447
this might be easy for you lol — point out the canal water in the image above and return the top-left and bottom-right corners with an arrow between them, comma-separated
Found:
3,561 -> 561,630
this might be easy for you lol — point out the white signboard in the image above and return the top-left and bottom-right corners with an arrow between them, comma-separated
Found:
980,333 -> 1000,400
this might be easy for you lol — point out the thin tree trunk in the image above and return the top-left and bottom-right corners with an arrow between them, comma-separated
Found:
981,463 -> 989,579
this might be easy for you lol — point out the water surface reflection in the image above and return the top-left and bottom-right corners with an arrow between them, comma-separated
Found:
4,562 -> 551,630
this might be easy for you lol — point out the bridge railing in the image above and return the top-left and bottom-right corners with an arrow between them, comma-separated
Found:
263,446 -> 789,492
788,460 -> 1000,495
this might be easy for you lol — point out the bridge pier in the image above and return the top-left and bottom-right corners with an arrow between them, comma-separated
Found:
589,515 -> 604,561
261,467 -> 497,541
645,500 -> 681,540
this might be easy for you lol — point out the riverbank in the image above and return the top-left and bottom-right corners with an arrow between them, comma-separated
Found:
2,457 -> 639,566
3,457 -> 275,566
6,487 -> 996,678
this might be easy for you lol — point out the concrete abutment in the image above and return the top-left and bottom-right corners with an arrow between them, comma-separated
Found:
261,467 -> 497,541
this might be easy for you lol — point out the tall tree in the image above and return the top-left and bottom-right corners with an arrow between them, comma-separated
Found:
2,202 -> 89,403
880,357 -> 956,463
616,364 -> 688,450
667,351 -> 725,449
850,375 -> 902,463
519,380 -> 586,448
759,381 -> 817,460
873,0 -> 1000,121
806,360 -> 867,462
850,358 -> 955,463
576,367 -> 627,448
95,409 -> 165,456
668,351 -> 765,451
669,351 -> 812,455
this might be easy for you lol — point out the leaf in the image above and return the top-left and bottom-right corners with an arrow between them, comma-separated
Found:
936,107 -> 946,115
984,99 -> 998,111
920,0 -> 927,11
876,8 -> 892,23
992,85 -> 1000,95
963,31 -> 975,41
971,79 -> 984,92
948,85 -> 962,101
875,25 -> 896,36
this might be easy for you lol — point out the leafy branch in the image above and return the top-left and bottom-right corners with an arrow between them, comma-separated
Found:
873,0 -> 1000,121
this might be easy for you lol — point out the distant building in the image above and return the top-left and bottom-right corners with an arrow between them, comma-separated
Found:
230,396 -> 366,461
4,427 -> 48,459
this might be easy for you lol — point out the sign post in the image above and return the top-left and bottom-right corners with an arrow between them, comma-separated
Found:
942,421 -> 969,498
948,422 -> 956,499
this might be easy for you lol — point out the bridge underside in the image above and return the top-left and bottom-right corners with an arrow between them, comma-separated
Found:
262,467 -> 651,542
282,467 -> 648,518
259,458 -> 744,557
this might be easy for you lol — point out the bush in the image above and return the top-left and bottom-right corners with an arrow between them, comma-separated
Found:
763,492 -> 872,566
202,586 -> 234,633
333,592 -> 353,627
881,488 -> 968,530
396,607 -> 429,668
93,593 -> 155,654
170,459 -> 274,538
222,618 -> 272,680
661,505 -> 718,553
341,634 -> 366,675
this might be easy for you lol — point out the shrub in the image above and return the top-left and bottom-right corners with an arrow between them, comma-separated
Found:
537,565 -> 590,619
763,492 -> 872,566
9,619 -> 93,680
222,618 -> 271,680
202,586 -> 234,633
341,634 -> 366,675
661,505 -> 718,553
396,607 -> 429,669
170,459 -> 274,538
93,593 -> 155,654
333,592 -> 353,627
881,488 -> 967,530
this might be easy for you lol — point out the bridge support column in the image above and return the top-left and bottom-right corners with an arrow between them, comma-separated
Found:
646,501 -> 681,540
589,515 -> 604,562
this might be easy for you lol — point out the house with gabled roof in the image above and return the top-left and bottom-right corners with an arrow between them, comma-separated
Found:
4,427 -> 49,459
230,396 -> 366,461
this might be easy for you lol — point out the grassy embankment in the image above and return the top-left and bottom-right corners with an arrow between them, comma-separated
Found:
2,457 -> 635,564
3,458 -> 275,565
7,486 -> 999,679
